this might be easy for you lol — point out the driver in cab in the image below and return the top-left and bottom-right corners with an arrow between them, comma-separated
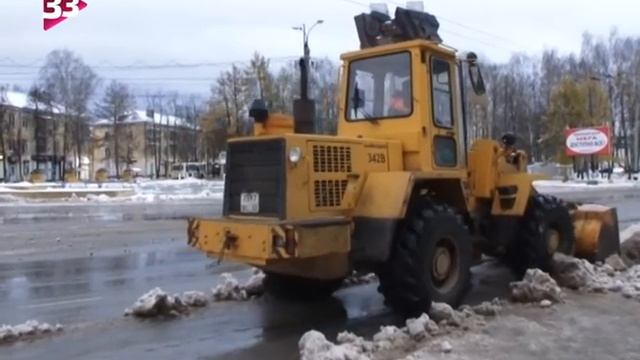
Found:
388,83 -> 411,116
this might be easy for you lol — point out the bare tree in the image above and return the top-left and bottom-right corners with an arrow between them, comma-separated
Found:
96,80 -> 136,178
38,49 -> 100,177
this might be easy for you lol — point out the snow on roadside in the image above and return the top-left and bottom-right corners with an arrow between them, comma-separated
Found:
126,270 -> 266,319
533,179 -> 639,193
621,223 -> 640,243
212,271 -> 265,301
510,269 -> 564,304
299,301 -> 500,359
301,249 -> 640,359
0,320 -> 63,344
0,179 -> 224,204
124,287 -> 189,317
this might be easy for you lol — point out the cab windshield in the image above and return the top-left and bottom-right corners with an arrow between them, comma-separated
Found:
347,52 -> 412,121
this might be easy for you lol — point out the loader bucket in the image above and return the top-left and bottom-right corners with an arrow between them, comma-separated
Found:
571,204 -> 621,262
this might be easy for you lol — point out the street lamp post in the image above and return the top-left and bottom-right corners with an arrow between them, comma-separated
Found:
292,20 -> 324,101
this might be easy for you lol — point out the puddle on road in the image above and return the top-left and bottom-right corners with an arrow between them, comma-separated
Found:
0,247 -> 202,304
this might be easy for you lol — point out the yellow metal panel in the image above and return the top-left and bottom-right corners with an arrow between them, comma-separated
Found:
354,172 -> 415,219
386,141 -> 404,171
188,217 -> 352,266
572,204 -> 620,260
191,219 -> 272,265
296,224 -> 351,257
340,39 -> 456,61
262,254 -> 350,280
490,173 -> 534,216
468,139 -> 500,199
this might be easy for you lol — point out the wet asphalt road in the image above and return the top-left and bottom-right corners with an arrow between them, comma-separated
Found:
0,190 -> 639,359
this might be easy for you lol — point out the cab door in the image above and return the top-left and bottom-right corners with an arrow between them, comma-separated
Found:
428,56 -> 462,171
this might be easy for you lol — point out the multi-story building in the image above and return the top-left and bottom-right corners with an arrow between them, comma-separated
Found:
92,110 -> 200,178
0,91 -> 67,182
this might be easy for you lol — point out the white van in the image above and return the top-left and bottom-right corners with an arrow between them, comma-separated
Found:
171,163 -> 205,180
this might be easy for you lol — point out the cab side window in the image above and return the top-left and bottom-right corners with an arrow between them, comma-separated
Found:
431,58 -> 454,128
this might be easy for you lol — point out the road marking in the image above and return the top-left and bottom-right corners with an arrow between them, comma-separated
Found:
21,296 -> 103,309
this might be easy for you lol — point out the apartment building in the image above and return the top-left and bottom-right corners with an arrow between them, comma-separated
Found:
92,110 -> 200,178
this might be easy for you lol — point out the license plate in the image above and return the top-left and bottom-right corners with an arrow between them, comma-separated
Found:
240,192 -> 260,214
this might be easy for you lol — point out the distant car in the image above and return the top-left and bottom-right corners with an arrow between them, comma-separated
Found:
171,163 -> 205,180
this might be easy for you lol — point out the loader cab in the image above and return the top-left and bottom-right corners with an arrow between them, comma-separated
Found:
337,7 -> 472,175
339,41 -> 466,174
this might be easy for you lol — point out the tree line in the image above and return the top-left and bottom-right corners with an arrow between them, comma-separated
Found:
200,53 -> 338,160
468,30 -> 640,174
202,31 -> 640,176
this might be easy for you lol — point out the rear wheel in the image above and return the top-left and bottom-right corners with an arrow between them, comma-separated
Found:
505,193 -> 576,277
263,272 -> 344,300
376,199 -> 473,318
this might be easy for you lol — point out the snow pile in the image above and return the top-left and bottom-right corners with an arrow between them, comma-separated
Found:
405,314 -> 438,340
0,320 -> 63,343
342,272 -> 377,287
299,330 -> 370,360
299,303 -> 501,359
124,287 -> 188,317
212,273 -> 248,301
621,224 -> 640,243
244,269 -> 266,297
621,228 -> 640,265
469,298 -> 504,317
429,302 -> 464,327
212,271 -> 266,301
551,253 -> 634,294
182,291 -> 208,307
510,269 -> 563,303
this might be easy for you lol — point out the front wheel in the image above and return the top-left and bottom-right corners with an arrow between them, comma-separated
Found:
376,199 -> 473,318
505,193 -> 576,277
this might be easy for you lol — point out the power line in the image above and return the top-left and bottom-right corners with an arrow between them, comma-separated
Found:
0,56 -> 300,71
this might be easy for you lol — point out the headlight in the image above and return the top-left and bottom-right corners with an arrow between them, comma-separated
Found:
289,147 -> 302,163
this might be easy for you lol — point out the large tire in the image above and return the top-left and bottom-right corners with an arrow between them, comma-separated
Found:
263,272 -> 344,300
505,193 -> 576,277
376,199 -> 473,318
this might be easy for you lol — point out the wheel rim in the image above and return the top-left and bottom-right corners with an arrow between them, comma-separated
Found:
547,229 -> 560,255
430,238 -> 459,292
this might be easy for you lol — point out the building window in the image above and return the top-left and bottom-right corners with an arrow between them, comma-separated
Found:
8,113 -> 15,128
104,132 -> 111,141
105,147 -> 111,158
21,140 -> 28,154
22,160 -> 30,176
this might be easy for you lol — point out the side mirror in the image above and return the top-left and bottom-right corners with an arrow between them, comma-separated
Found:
466,52 -> 486,96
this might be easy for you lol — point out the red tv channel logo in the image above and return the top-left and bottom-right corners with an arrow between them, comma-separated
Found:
43,0 -> 88,31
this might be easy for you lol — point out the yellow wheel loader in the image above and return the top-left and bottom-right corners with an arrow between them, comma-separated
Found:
188,7 -> 620,317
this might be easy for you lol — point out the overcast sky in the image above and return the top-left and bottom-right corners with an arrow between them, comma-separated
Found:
1,0 -> 639,98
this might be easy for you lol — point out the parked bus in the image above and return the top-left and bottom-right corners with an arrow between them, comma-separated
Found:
170,162 -> 205,180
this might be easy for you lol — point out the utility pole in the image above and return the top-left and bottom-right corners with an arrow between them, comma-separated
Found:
293,20 -> 323,100
292,20 -> 323,133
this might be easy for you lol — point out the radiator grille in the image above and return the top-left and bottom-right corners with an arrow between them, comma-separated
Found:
223,139 -> 286,218
314,179 -> 349,208
312,145 -> 352,173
